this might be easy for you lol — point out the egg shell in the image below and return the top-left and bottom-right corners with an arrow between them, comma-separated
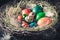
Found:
22,8 -> 30,15
32,5 -> 43,14
37,17 -> 52,28
29,22 -> 36,27
22,21 -> 29,28
35,12 -> 45,21
17,15 -> 22,21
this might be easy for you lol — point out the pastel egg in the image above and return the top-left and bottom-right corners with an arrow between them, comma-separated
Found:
22,21 -> 29,28
37,17 -> 52,28
29,22 -> 36,27
32,5 -> 43,14
35,12 -> 45,21
22,8 -> 30,15
17,15 -> 22,21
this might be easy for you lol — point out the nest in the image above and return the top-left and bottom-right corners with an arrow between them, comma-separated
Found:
0,0 -> 58,32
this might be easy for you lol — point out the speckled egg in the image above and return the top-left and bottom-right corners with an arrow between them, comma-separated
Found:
25,16 -> 34,22
37,17 -> 52,28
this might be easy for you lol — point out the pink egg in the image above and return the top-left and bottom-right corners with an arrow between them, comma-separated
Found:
37,17 -> 52,28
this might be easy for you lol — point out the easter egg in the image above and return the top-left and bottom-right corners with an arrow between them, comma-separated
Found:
25,16 -> 34,22
22,8 -> 30,15
32,5 -> 43,14
17,15 -> 22,21
22,14 -> 27,20
22,21 -> 29,28
35,12 -> 45,21
29,12 -> 35,17
37,17 -> 52,28
29,22 -> 36,27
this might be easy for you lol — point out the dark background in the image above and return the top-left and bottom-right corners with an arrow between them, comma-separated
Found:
0,0 -> 60,40
0,0 -> 60,6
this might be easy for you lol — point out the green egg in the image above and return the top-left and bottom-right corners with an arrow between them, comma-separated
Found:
35,12 -> 45,21
22,14 -> 27,20
32,5 -> 43,14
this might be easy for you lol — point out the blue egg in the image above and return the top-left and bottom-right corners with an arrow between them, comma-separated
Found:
32,5 -> 43,14
29,22 -> 36,27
